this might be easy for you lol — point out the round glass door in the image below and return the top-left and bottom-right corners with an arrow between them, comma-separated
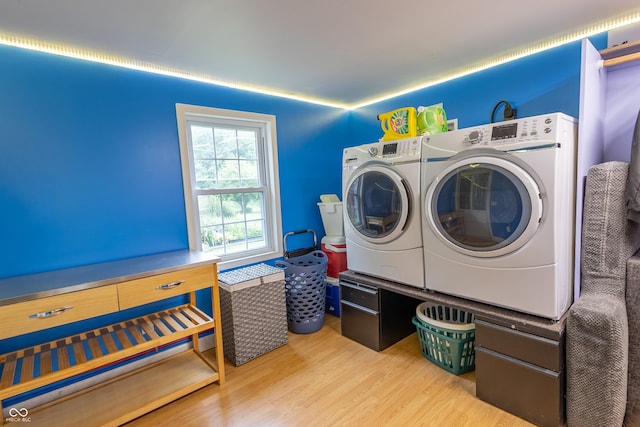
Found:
345,165 -> 410,244
425,156 -> 542,257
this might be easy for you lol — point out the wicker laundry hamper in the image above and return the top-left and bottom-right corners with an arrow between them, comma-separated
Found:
218,263 -> 288,366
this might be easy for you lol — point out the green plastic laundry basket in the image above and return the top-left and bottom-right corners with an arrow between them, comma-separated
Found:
413,302 -> 476,375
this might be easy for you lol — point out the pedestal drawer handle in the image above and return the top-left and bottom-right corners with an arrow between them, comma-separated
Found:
29,306 -> 74,319
155,280 -> 185,290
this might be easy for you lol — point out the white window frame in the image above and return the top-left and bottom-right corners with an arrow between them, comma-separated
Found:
175,103 -> 283,270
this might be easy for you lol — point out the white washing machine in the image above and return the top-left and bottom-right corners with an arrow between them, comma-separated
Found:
343,137 -> 424,288
421,113 -> 577,319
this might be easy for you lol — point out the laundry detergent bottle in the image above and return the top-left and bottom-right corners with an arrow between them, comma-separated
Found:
417,105 -> 448,135
377,107 -> 417,141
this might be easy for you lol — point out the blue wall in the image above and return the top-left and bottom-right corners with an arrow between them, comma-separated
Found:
0,46 -> 349,279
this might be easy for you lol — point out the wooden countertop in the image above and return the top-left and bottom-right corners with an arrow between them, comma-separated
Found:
339,270 -> 566,341
0,250 -> 221,306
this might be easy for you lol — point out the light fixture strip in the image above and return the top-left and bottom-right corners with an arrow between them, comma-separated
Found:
0,33 -> 349,110
351,10 -> 640,109
1,9 -> 639,111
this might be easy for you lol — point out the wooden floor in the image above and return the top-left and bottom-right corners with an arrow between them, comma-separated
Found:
125,315 -> 534,427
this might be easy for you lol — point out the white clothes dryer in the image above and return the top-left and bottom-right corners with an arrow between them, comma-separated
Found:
421,113 -> 577,319
343,137 -> 424,288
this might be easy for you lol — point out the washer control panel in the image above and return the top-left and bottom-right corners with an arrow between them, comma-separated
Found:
343,136 -> 422,166
378,137 -> 421,157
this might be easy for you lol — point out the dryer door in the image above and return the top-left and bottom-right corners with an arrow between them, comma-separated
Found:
425,156 -> 542,257
345,164 -> 410,244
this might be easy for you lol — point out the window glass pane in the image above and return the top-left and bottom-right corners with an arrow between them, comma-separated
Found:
221,193 -> 244,223
191,125 -> 215,158
239,160 -> 259,186
201,224 -> 225,254
216,159 -> 239,188
195,160 -> 217,189
237,130 -> 257,160
246,219 -> 266,250
214,127 -> 238,159
224,223 -> 247,254
198,194 -> 223,226
245,192 -> 264,222
198,195 -> 222,254
192,125 -> 217,190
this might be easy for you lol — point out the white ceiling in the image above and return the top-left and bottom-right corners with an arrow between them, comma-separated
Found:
1,1 -> 639,108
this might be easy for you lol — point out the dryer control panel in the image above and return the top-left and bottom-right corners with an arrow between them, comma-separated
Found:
463,114 -> 572,147
424,113 -> 577,153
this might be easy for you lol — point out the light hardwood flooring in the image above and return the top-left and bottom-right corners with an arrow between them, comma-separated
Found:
125,315 -> 534,427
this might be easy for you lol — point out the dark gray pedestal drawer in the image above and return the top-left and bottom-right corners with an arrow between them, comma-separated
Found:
340,278 -> 419,351
475,318 -> 565,427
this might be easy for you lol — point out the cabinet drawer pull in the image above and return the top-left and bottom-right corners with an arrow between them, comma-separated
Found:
155,280 -> 185,290
29,306 -> 74,319
341,299 -> 379,315
340,281 -> 377,295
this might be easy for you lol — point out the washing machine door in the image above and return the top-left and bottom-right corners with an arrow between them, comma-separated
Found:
425,155 -> 542,257
345,164 -> 410,244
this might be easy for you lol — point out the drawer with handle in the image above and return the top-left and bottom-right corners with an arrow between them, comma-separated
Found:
0,285 -> 119,340
340,280 -> 379,311
117,265 -> 214,309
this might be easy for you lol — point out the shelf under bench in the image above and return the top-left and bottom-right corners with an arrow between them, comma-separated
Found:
20,350 -> 218,427
0,304 -> 214,399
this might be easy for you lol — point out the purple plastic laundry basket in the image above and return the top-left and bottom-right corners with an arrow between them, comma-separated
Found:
276,250 -> 328,334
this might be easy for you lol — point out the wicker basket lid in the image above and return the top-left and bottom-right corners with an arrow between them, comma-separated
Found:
218,263 -> 284,291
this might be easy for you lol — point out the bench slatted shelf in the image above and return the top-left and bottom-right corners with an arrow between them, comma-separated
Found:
0,304 -> 215,399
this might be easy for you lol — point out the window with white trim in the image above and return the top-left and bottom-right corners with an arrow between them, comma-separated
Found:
176,104 -> 282,270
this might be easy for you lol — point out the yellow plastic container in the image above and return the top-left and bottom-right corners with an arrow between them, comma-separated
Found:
377,107 -> 417,141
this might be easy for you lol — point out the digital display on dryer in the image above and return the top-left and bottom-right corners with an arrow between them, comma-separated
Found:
491,122 -> 517,140
382,143 -> 398,155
